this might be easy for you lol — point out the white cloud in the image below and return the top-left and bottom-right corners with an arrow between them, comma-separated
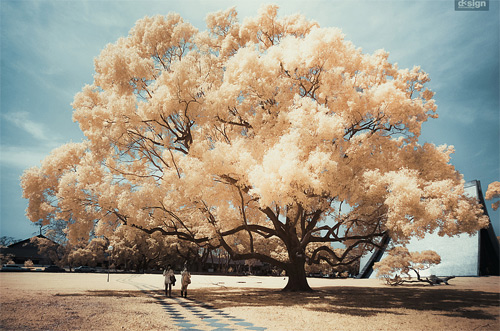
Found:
0,112 -> 65,170
0,145 -> 51,170
2,111 -> 60,142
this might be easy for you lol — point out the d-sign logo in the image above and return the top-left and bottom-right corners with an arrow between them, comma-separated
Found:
455,0 -> 489,11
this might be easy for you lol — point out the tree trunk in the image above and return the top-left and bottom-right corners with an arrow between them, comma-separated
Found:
283,257 -> 312,292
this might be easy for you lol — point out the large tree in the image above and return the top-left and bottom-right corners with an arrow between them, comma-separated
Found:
21,5 -> 488,291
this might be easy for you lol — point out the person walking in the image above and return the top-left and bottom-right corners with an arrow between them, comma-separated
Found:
163,265 -> 175,297
180,266 -> 191,298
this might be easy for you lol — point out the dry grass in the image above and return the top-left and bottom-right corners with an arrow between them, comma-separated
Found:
193,284 -> 500,330
0,289 -> 172,331
1,273 -> 499,330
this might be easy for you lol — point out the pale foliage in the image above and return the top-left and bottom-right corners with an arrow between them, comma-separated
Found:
31,234 -> 73,268
0,253 -> 13,265
68,237 -> 108,267
485,181 -> 500,211
373,246 -> 441,285
107,226 -> 200,271
21,5 -> 488,289
24,260 -> 34,268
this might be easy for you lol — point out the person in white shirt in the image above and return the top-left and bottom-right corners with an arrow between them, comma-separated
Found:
163,264 -> 175,297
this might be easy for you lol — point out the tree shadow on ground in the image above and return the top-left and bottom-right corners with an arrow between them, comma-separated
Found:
179,285 -> 500,320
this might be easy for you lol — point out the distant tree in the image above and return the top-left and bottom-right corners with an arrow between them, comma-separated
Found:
31,237 -> 59,264
305,247 -> 357,277
21,5 -> 488,291
107,226 -> 199,272
1,237 -> 18,265
0,236 -> 16,247
24,260 -> 34,268
0,252 -> 14,265
245,258 -> 259,274
30,220 -> 75,268
373,246 -> 441,285
305,259 -> 329,275
67,238 -> 108,268
485,181 -> 500,211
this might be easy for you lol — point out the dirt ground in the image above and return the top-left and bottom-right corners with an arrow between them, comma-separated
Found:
1,273 -> 499,330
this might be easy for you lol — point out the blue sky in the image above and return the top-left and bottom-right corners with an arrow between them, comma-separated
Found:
1,0 -> 499,240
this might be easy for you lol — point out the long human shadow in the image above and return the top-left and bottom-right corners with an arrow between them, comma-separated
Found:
190,285 -> 500,320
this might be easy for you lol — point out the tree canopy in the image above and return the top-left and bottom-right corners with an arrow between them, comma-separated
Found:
21,5 -> 488,291
486,181 -> 500,211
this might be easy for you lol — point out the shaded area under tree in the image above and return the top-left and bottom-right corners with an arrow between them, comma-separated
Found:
191,285 -> 500,320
